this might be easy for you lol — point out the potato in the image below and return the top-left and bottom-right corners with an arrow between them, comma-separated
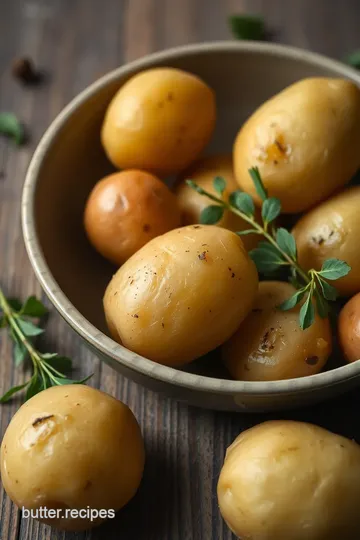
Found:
176,154 -> 260,250
0,385 -> 145,531
101,68 -> 216,175
84,170 -> 181,265
104,225 -> 258,367
233,78 -> 360,213
222,281 -> 332,381
218,420 -> 360,540
338,292 -> 360,363
293,186 -> 360,296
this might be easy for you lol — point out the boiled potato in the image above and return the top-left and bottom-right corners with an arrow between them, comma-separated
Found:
222,281 -> 332,381
84,170 -> 181,265
338,292 -> 360,363
0,385 -> 145,531
176,154 -> 260,250
293,186 -> 360,296
218,421 -> 360,540
101,68 -> 216,175
104,225 -> 258,366
233,78 -> 360,213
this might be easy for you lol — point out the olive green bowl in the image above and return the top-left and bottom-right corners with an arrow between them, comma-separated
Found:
22,42 -> 360,412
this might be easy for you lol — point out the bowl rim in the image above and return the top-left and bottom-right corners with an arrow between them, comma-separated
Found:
22,40 -> 360,397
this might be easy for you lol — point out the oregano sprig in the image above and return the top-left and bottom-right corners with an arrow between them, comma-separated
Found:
186,168 -> 351,330
0,286 -> 92,403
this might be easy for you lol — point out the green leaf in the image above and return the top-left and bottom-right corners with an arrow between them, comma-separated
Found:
17,318 -> 44,337
248,167 -> 268,201
213,176 -> 226,196
0,113 -> 25,145
200,205 -> 224,224
278,289 -> 306,311
42,353 -> 72,372
299,293 -> 315,330
236,229 -> 258,236
0,382 -> 30,403
316,277 -> 338,301
249,246 -> 284,273
13,341 -> 28,366
229,14 -> 265,40
229,191 -> 255,216
314,289 -> 329,319
345,50 -> 360,69
53,374 -> 93,386
8,298 -> 22,312
262,197 -> 281,224
186,179 -> 206,195
21,296 -> 47,317
318,259 -> 351,280
276,228 -> 297,259
0,315 -> 7,328
25,375 -> 44,400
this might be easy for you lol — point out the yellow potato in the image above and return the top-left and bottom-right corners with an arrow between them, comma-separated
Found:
233,78 -> 360,213
101,68 -> 216,175
104,225 -> 258,367
84,170 -> 181,266
338,292 -> 360,363
293,186 -> 360,296
176,154 -> 260,250
0,385 -> 145,531
222,281 -> 332,381
218,421 -> 360,540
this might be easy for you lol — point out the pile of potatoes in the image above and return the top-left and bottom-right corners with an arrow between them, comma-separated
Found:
84,68 -> 360,380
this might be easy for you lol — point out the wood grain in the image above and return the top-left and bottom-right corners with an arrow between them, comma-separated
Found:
1,0 -> 360,539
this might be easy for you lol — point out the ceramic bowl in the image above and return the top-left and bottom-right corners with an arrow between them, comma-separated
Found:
22,42 -> 360,412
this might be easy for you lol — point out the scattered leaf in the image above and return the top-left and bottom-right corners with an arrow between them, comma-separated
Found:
13,341 -> 28,366
17,319 -> 44,337
299,293 -> 315,330
229,191 -> 254,216
0,382 -> 30,403
314,289 -> 330,319
262,197 -> 281,224
276,228 -> 297,259
316,277 -> 338,301
229,14 -> 265,41
318,259 -> 351,280
0,113 -> 25,145
248,167 -> 268,201
250,246 -> 284,273
213,176 -> 226,196
21,296 -> 47,317
200,205 -> 224,224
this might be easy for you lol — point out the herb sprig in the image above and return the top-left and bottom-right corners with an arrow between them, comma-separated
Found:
0,287 -> 92,403
187,168 -> 350,330
0,113 -> 25,145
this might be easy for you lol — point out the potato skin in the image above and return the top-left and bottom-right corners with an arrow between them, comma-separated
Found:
233,78 -> 360,213
101,68 -> 216,175
222,281 -> 332,381
0,385 -> 145,531
293,186 -> 360,296
104,225 -> 258,367
84,170 -> 181,266
176,154 -> 260,250
338,293 -> 360,363
218,420 -> 360,540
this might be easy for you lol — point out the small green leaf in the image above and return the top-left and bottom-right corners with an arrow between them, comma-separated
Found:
0,382 -> 30,403
299,293 -> 315,330
53,374 -> 93,386
229,191 -> 255,216
318,259 -> 351,280
0,315 -> 7,328
8,298 -> 22,312
276,228 -> 297,259
21,296 -> 47,317
42,353 -> 72,372
229,14 -> 265,41
17,319 -> 44,337
213,176 -> 226,196
0,113 -> 25,145
249,246 -> 284,273
13,341 -> 28,366
25,375 -> 44,400
278,289 -> 306,311
316,277 -> 338,301
248,167 -> 268,201
345,50 -> 360,69
262,197 -> 281,224
314,290 -> 329,319
186,179 -> 206,195
236,229 -> 258,236
200,205 -> 224,224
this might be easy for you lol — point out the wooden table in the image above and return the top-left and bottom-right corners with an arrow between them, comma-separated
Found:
1,1 -> 360,538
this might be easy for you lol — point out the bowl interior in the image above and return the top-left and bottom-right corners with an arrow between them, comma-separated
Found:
31,44 -> 360,380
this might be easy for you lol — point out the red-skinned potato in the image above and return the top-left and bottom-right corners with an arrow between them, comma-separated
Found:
84,170 -> 181,266
338,292 -> 360,363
